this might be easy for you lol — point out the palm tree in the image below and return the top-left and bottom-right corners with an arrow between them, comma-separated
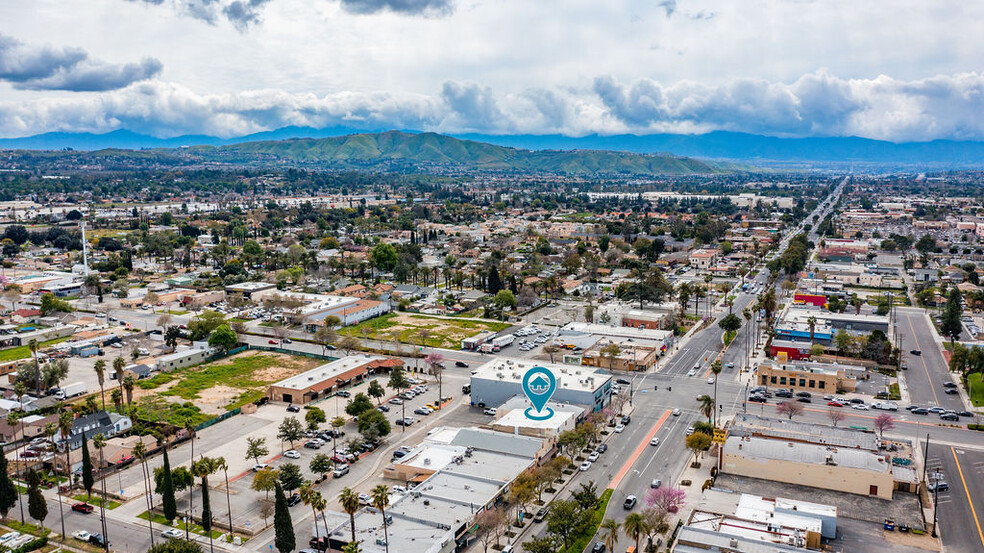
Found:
193,457 -> 218,553
807,316 -> 817,343
601,518 -> 620,551
133,441 -> 155,548
698,395 -> 714,422
122,375 -> 135,410
710,360 -> 723,427
339,487 -> 361,543
184,418 -> 196,539
28,339 -> 40,395
93,359 -> 107,410
6,410 -> 24,523
110,389 -> 123,413
312,492 -> 330,542
56,411 -> 74,539
216,456 -> 233,541
623,512 -> 648,553
300,482 -> 329,542
92,433 -> 110,553
371,485 -> 390,553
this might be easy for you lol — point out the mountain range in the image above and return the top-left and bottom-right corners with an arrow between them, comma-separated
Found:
4,126 -> 984,167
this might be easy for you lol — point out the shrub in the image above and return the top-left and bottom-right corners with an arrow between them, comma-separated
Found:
702,479 -> 713,491
11,537 -> 47,553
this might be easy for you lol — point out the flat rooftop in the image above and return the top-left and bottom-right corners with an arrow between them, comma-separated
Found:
471,358 -> 609,393
676,523 -> 806,553
724,435 -> 892,474
494,396 -> 582,431
731,414 -> 883,451
271,355 -> 387,391
561,321 -> 673,341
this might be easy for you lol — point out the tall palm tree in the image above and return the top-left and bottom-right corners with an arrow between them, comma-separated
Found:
371,485 -> 390,553
28,339 -> 40,395
807,316 -> 817,344
184,418 -> 196,538
93,359 -> 107,410
193,457 -> 217,553
622,512 -> 648,553
710,360 -> 723,427
215,456 -> 233,541
56,411 -> 74,539
6,410 -> 25,523
133,441 -> 155,548
312,492 -> 330,541
299,482 -> 328,541
92,433 -> 110,553
338,487 -> 360,543
122,375 -> 135,410
601,518 -> 620,552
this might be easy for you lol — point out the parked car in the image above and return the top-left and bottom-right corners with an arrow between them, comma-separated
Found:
911,408 -> 930,415
413,408 -> 432,416
686,426 -> 695,435
288,493 -> 302,506
928,481 -> 949,492
484,408 -> 497,416
795,391 -> 812,398
286,405 -> 300,412
623,495 -> 637,509
533,507 -> 549,522
615,378 -> 631,385
284,450 -> 301,459
940,412 -> 960,421
252,463 -> 269,471
388,398 -> 403,405
945,388 -> 958,395
71,503 -> 94,514
71,531 -> 90,542
579,461 -> 591,471
614,424 -> 625,433
911,349 -> 921,355
161,529 -> 183,539
89,534 -> 109,547
336,391 -> 351,398
268,339 -> 278,344
596,444 -> 608,453
591,543 -> 606,553
587,451 -> 600,462
333,464 -> 350,478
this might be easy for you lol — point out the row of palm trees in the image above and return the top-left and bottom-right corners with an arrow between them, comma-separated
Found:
336,485 -> 391,553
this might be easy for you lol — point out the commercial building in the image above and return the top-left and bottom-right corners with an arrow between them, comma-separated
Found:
690,248 -> 720,269
558,322 -> 674,355
768,340 -> 813,361
674,527 -> 807,553
223,281 -> 277,299
755,360 -> 858,393
581,338 -> 659,372
489,397 -> 583,440
469,358 -> 613,412
155,343 -> 218,372
249,289 -> 390,326
335,427 -> 545,553
684,507 -> 822,550
267,355 -> 402,404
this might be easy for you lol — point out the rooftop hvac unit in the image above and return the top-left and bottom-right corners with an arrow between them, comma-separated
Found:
729,538 -> 738,548
497,373 -> 504,379
424,458 -> 431,466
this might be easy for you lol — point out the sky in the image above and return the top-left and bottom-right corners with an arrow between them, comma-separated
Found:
1,0 -> 983,142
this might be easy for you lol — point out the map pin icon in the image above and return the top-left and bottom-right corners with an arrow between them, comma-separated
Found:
522,366 -> 557,420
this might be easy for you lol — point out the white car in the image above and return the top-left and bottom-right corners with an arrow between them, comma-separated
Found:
688,369 -> 698,377
852,404 -> 869,411
614,424 -> 625,433
587,451 -> 600,462
72,531 -> 90,542
0,532 -> 20,545
579,461 -> 591,471
358,493 -> 372,505
252,463 -> 269,471
283,450 -> 301,459
649,437 -> 660,446
484,408 -> 497,416
388,398 -> 404,405
707,377 -> 715,385
161,529 -> 184,539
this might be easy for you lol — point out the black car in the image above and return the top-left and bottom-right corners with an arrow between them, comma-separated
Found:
615,378 -> 631,385
795,391 -> 812,398
945,388 -> 958,395
797,397 -> 812,403
621,415 -> 631,425
911,349 -> 922,356
958,411 -> 974,417
748,395 -> 767,403
455,361 -> 469,368
288,493 -> 301,506
596,444 -> 608,453
775,390 -> 794,398
911,408 -> 930,415
377,405 -> 390,412
286,405 -> 300,412
944,382 -> 958,389
336,390 -> 351,398
89,534 -> 110,547
940,413 -> 960,421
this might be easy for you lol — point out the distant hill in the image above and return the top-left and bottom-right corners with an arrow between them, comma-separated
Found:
206,131 -> 729,175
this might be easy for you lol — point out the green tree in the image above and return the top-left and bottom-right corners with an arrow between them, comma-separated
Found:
339,487 -> 361,543
686,432 -> 712,466
251,468 -> 280,500
493,289 -> 517,311
278,463 -> 304,492
522,535 -> 561,553
188,310 -> 227,341
387,367 -> 410,431
26,470 -> 47,529
367,380 -> 385,405
344,393 -> 375,417
207,324 -> 238,352
81,432 -> 94,501
277,416 -> 304,449
545,499 -> 589,552
0,454 -> 17,519
160,448 -> 177,521
310,454 -> 334,481
371,485 -> 391,553
940,288 -> 964,346
341,542 -> 362,553
305,406 -> 327,432
246,436 -> 270,465
356,408 -> 391,440
148,541 -> 204,553
601,518 -> 621,552
274,483 -> 296,553
622,512 -> 649,552
39,293 -> 73,315
370,242 -> 399,272
718,313 -> 742,334
93,359 -> 107,410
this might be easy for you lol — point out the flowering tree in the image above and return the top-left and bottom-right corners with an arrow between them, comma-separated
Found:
873,413 -> 895,438
646,486 -> 686,514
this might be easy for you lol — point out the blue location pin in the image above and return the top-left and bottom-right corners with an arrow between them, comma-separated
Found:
522,366 -> 557,420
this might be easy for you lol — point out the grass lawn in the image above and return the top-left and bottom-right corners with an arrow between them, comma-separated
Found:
723,330 -> 737,346
137,353 -> 280,398
167,310 -> 188,315
340,313 -> 510,350
0,336 -> 72,362
137,510 -> 223,539
564,488 -> 613,553
1,519 -> 51,537
72,494 -> 121,510
968,373 -> 984,406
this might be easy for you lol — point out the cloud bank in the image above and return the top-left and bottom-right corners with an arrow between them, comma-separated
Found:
0,34 -> 162,91
2,71 -> 984,142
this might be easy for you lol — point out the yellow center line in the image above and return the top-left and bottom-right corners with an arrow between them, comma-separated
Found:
951,446 -> 984,550
906,312 -> 940,405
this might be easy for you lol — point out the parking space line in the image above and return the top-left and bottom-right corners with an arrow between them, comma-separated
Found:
952,446 -> 984,550
608,410 -> 671,490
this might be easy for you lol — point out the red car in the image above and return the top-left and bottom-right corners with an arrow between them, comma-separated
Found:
268,340 -> 278,344
72,503 -> 94,514
827,401 -> 844,407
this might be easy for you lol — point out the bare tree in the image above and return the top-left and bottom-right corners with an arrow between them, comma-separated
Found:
776,401 -> 804,420
827,407 -> 845,427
